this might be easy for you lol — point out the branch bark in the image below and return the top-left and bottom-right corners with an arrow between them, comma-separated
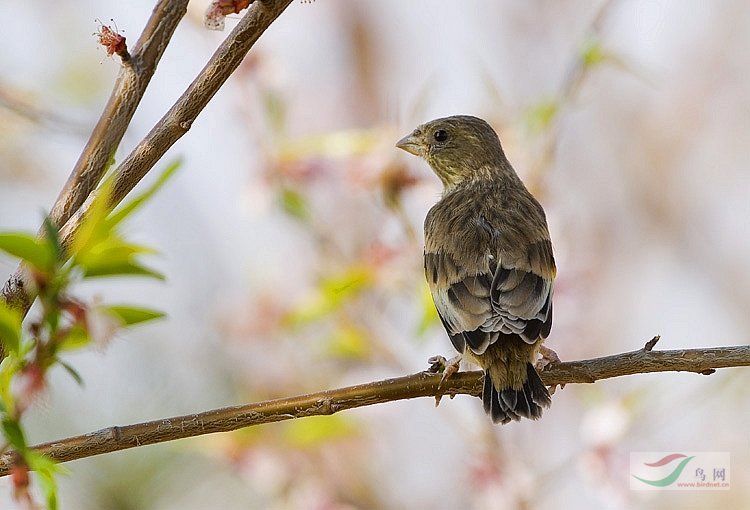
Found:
1,344 -> 747,477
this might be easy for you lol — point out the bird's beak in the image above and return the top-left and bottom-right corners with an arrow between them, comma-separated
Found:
396,132 -> 422,157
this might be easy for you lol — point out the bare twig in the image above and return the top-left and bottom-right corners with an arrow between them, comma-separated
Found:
643,334 -> 660,351
0,344 -> 747,476
0,85 -> 89,134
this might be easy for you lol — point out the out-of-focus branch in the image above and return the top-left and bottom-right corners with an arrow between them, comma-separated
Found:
0,0 -> 294,320
1,343 -> 747,476
527,0 -> 621,192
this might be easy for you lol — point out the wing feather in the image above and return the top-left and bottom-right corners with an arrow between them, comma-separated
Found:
424,186 -> 555,354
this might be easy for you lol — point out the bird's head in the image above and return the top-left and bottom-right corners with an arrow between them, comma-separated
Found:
396,115 -> 508,190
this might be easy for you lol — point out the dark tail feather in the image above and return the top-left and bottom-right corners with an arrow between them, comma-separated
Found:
482,363 -> 551,424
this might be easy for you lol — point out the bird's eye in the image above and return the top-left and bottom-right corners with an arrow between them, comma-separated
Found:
433,130 -> 448,142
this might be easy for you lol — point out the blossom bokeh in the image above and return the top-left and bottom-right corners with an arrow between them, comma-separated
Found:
1,1 -> 749,508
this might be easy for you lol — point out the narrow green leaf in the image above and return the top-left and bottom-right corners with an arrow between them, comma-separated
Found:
76,238 -> 162,280
2,418 -> 27,452
81,260 -> 164,280
262,90 -> 286,134
106,159 -> 181,229
70,177 -> 116,259
41,474 -> 59,510
27,451 -> 66,510
56,358 -> 84,386
0,355 -> 22,416
42,216 -> 63,264
326,324 -> 371,359
106,305 -> 166,326
416,283 -> 439,336
279,188 -> 309,220
0,302 -> 22,355
284,267 -> 372,327
0,233 -> 53,272
77,239 -> 157,264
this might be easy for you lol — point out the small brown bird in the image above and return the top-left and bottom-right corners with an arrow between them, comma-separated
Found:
397,115 -> 555,424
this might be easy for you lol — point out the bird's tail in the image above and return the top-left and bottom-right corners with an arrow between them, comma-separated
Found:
482,363 -> 551,424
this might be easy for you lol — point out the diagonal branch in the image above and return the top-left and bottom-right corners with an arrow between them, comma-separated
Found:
1,0 -> 294,320
1,0 -> 189,315
50,1 -> 189,230
57,0 -> 294,247
0,343 -> 747,477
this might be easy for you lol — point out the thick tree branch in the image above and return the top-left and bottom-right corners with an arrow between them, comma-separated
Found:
1,0 -> 189,315
1,344 -> 747,477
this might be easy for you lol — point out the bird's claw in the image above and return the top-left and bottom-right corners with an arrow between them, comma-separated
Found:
427,355 -> 448,374
439,355 -> 463,387
536,345 -> 560,371
428,354 -> 462,407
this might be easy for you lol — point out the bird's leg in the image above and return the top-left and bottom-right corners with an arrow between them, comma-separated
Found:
440,354 -> 463,385
536,344 -> 560,371
427,355 -> 448,373
536,345 -> 564,394
427,353 -> 463,406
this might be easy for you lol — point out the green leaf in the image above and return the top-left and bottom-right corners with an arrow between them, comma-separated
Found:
26,451 -> 67,510
81,260 -> 164,280
56,358 -> 84,386
69,177 -> 115,260
525,99 -> 559,133
0,358 -> 18,415
262,90 -> 286,134
42,216 -> 63,264
76,239 -> 163,280
285,266 -> 373,327
0,233 -> 53,272
326,324 -> 370,359
71,162 -> 177,281
320,267 -> 372,304
105,305 -> 165,326
0,302 -> 22,355
2,418 -> 27,452
416,283 -> 439,336
282,415 -> 355,448
57,324 -> 90,352
106,159 -> 181,229
581,38 -> 606,68
279,188 -> 309,221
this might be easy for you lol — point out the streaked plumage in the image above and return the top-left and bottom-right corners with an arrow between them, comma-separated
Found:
397,115 -> 555,424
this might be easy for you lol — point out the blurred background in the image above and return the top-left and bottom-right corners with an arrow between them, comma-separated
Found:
1,0 -> 749,508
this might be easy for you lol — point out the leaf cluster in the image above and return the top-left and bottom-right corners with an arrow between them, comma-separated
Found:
0,162 -> 178,509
